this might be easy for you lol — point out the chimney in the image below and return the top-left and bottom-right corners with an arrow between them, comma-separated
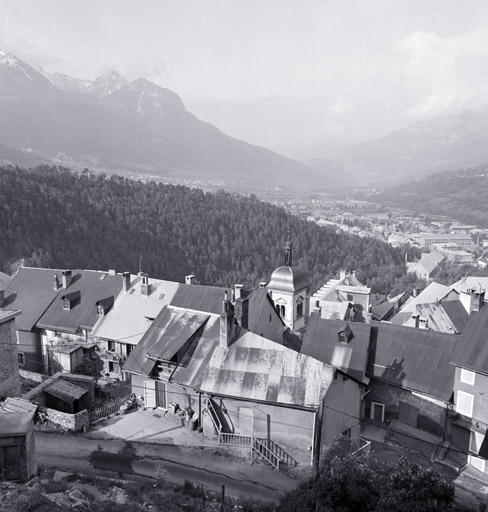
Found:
413,314 -> 420,329
140,273 -> 151,296
340,269 -> 346,280
220,291 -> 235,347
472,290 -> 485,313
0,289 -> 4,307
259,281 -> 267,288
54,274 -> 60,291
185,274 -> 196,285
122,272 -> 131,292
313,300 -> 322,314
234,284 -> 244,300
419,317 -> 428,330
108,269 -> 117,276
62,270 -> 72,289
235,296 -> 249,330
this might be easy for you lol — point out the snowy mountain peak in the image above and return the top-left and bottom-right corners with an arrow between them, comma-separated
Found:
89,69 -> 127,97
0,50 -> 35,80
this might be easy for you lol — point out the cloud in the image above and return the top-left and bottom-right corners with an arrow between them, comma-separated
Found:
399,30 -> 488,119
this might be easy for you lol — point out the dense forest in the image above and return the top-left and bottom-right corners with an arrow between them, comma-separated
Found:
373,167 -> 488,227
0,165 -> 413,295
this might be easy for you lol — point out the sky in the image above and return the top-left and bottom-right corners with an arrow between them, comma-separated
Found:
1,0 -> 488,158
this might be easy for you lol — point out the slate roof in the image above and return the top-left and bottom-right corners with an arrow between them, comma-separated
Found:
200,331 -> 334,408
301,314 -> 371,384
3,267 -> 64,331
123,306 -> 210,375
170,284 -> 232,315
368,323 -> 458,401
91,275 -> 180,345
37,270 -> 122,333
371,301 -> 395,321
451,305 -> 488,374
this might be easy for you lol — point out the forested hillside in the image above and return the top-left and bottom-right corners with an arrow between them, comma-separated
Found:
0,166 -> 411,294
373,167 -> 488,227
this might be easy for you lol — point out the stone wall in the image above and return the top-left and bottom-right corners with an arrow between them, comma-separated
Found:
19,369 -> 48,383
41,407 -> 89,432
366,379 -> 447,437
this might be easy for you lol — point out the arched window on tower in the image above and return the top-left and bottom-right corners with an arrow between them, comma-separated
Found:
280,305 -> 286,318
296,302 -> 303,318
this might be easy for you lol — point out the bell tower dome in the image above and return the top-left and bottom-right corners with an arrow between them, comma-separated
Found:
267,235 -> 309,332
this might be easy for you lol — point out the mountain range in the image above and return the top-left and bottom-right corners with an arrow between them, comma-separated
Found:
0,50 -> 334,191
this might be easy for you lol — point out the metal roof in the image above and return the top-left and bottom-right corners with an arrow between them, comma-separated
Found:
372,301 -> 395,321
368,322 -> 458,401
0,308 -> 21,324
451,276 -> 488,294
415,301 -> 468,334
451,305 -> 488,374
170,284 -> 232,315
200,332 -> 333,408
44,379 -> 88,403
301,314 -> 371,384
91,276 -> 180,344
0,397 -> 37,413
3,267 -> 64,331
247,287 -> 284,344
0,410 -> 35,436
37,270 -> 122,333
123,306 -> 210,375
267,266 -> 308,293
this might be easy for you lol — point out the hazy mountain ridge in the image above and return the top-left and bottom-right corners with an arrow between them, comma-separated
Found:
0,51 -> 336,191
339,112 -> 488,183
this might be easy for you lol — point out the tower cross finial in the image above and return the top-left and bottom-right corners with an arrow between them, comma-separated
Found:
285,232 -> 293,267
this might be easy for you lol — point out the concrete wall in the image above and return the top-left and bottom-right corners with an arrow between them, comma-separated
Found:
0,319 -> 21,397
366,379 -> 447,437
322,373 -> 362,447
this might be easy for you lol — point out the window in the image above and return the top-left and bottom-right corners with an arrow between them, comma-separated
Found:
456,390 -> 474,417
108,340 -> 116,352
296,302 -> 303,318
17,352 -> 25,366
280,305 -> 286,318
470,430 -> 485,454
63,298 -> 71,310
460,368 -> 476,386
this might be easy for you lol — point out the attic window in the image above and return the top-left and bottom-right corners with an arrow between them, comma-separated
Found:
63,298 -> 71,311
338,324 -> 353,344
97,304 -> 105,316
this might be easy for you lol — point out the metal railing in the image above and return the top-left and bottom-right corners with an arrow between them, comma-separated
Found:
256,438 -> 298,467
207,399 -> 223,435
88,393 -> 135,424
219,432 -> 252,446
253,439 -> 280,470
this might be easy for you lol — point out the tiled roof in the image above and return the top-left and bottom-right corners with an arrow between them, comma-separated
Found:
200,331 -> 333,408
301,314 -> 371,384
3,267 -> 64,331
451,305 -> 488,374
170,284 -> 232,315
91,275 -> 180,344
37,270 -> 122,333
368,323 -> 458,401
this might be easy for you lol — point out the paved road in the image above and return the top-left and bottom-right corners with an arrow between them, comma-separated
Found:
35,432 -> 295,502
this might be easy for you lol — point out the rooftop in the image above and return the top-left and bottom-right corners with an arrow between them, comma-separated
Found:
0,410 -> 35,436
267,266 -> 308,293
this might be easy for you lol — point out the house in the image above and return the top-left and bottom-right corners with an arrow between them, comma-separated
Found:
449,295 -> 488,474
0,309 -> 22,398
125,286 -> 363,467
35,269 -> 122,374
419,234 -> 473,247
407,251 -> 445,281
0,398 -> 37,481
366,323 -> 458,438
90,272 -> 180,378
310,270 -> 370,322
3,267 -> 65,373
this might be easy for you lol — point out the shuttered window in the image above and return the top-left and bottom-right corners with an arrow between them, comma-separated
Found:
460,368 -> 476,386
457,390 -> 474,417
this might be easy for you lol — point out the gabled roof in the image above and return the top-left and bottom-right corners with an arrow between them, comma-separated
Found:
368,323 -> 458,401
200,331 -> 334,408
91,275 -> 180,344
123,306 -> 210,375
3,267 -> 65,331
37,270 -> 122,333
390,281 -> 452,326
44,378 -> 87,403
0,308 -> 21,324
408,251 -> 445,275
451,305 -> 488,374
301,314 -> 371,384
451,276 -> 488,294
247,287 -> 284,344
415,301 -> 468,334
371,301 -> 395,321
170,284 -> 232,315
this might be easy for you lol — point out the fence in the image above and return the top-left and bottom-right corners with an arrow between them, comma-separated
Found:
88,393 -> 135,424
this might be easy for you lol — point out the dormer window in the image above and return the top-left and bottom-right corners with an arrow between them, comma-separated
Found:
338,324 -> 353,344
61,290 -> 80,311
96,297 -> 114,316
63,298 -> 71,311
97,304 -> 105,316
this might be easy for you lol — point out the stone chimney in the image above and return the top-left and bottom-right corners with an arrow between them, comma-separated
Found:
140,273 -> 151,296
472,290 -> 485,313
122,272 -> 131,292
235,295 -> 249,330
53,274 -> 60,291
62,270 -> 72,289
185,274 -> 196,285
220,291 -> 235,347
234,284 -> 244,300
